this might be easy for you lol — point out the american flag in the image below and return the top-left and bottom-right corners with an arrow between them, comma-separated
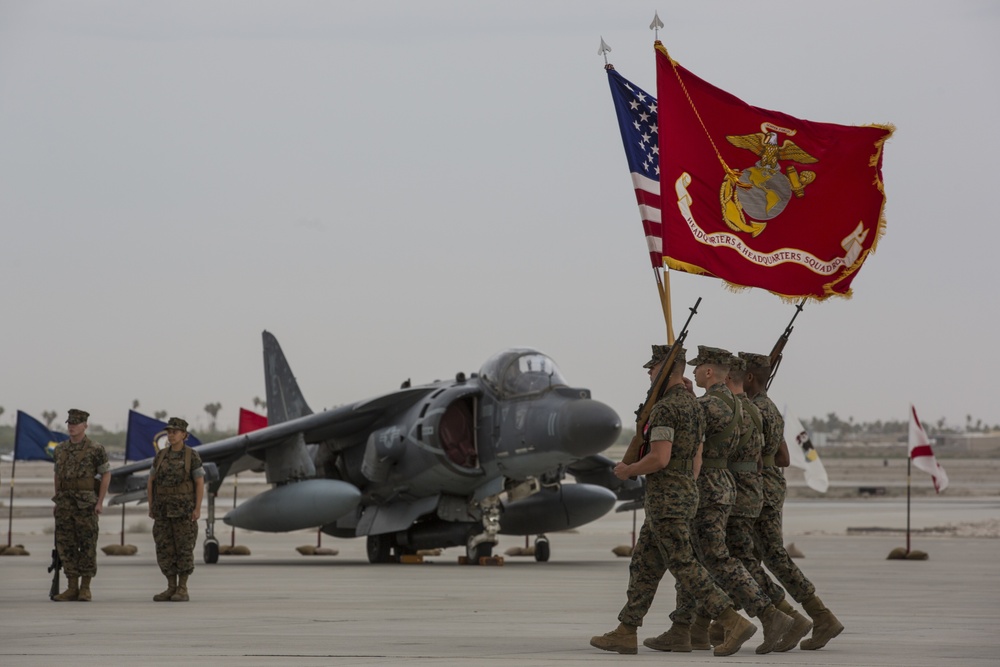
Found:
606,66 -> 661,268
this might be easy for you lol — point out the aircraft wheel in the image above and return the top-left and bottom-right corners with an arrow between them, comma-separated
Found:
367,534 -> 394,564
534,535 -> 550,562
203,538 -> 220,565
466,540 -> 492,563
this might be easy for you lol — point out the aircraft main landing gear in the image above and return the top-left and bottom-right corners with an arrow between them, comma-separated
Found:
466,540 -> 493,563
367,534 -> 394,564
533,535 -> 550,562
204,537 -> 220,564
203,490 -> 219,564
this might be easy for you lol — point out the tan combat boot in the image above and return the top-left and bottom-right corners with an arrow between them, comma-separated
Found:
689,615 -> 712,650
154,575 -> 178,601
170,574 -> 190,602
589,622 -> 637,654
643,622 -> 692,652
800,595 -> 844,650
755,604 -> 794,654
713,607 -> 757,656
77,576 -> 92,602
52,576 -> 79,602
709,619 -> 725,646
774,598 -> 813,652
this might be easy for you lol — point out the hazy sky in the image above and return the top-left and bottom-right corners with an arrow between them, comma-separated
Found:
2,1 -> 997,435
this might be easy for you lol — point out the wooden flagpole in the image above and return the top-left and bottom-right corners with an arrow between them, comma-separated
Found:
119,456 -> 128,546
657,268 -> 675,343
906,458 -> 912,554
231,473 -> 238,548
6,458 -> 15,548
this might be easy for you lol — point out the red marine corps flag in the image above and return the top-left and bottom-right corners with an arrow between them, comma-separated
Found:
655,43 -> 893,300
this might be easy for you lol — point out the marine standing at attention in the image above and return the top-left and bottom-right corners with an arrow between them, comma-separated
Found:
147,417 -> 205,602
590,344 -> 757,657
740,352 -> 844,650
51,409 -> 111,601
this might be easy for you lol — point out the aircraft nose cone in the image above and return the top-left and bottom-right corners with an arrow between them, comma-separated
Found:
560,399 -> 622,458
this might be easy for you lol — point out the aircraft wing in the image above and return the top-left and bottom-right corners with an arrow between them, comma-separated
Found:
108,385 -> 437,502
566,454 -> 644,502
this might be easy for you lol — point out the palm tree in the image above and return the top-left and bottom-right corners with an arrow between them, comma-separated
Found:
42,410 -> 58,428
204,402 -> 222,432
154,410 -> 168,420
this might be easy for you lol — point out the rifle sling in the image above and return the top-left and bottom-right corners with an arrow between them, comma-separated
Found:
705,389 -> 742,450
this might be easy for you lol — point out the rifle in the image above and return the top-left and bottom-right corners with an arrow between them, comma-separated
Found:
766,298 -> 805,391
47,537 -> 62,599
622,297 -> 702,468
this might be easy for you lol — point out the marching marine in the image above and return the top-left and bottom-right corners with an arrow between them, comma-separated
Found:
590,344 -> 757,657
669,347 -> 793,654
741,352 -> 844,650
51,409 -> 111,601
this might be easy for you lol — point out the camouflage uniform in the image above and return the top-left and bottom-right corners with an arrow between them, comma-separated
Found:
726,393 -> 771,599
618,383 -> 733,627
52,436 -> 110,578
673,378 -> 771,622
752,390 -> 815,603
150,446 -> 205,576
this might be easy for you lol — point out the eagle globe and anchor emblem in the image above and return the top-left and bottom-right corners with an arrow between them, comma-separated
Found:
720,122 -> 818,237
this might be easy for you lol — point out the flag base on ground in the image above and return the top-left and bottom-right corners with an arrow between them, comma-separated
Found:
887,547 -> 929,560
101,544 -> 138,556
220,545 -> 251,555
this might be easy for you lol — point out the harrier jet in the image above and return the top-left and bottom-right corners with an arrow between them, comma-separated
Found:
109,332 -> 635,564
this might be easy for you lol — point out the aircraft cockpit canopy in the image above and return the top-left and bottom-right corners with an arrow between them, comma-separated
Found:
479,348 -> 568,398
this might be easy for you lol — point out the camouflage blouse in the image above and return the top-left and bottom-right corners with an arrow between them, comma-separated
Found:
644,383 -> 704,520
150,446 -> 205,519
52,437 -> 110,509
752,390 -> 787,509
696,383 -> 738,508
729,393 -> 764,518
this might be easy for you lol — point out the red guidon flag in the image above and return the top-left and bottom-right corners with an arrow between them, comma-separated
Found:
655,43 -> 893,300
908,405 -> 948,493
238,407 -> 268,435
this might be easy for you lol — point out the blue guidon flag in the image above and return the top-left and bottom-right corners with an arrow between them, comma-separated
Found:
125,410 -> 202,461
14,411 -> 68,462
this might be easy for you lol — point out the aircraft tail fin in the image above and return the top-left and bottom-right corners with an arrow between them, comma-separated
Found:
262,331 -> 313,424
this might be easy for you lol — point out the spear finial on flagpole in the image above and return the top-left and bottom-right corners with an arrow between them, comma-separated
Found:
649,11 -> 664,41
598,37 -> 612,68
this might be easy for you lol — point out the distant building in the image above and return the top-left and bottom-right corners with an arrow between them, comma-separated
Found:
938,432 -> 1000,455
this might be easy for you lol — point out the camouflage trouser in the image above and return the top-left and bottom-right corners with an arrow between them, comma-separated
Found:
673,502 -> 770,623
753,505 -> 816,603
753,504 -> 815,602
728,513 -> 785,606
619,516 -> 732,628
54,504 -> 99,577
153,517 -> 199,576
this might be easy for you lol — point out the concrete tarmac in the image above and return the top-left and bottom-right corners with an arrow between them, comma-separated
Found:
1,498 -> 998,666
